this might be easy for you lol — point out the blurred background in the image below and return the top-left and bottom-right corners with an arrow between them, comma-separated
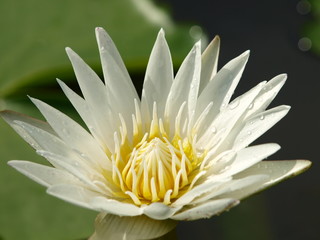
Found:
0,0 -> 319,239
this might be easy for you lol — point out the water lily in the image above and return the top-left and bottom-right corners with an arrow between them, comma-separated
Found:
1,27 -> 310,240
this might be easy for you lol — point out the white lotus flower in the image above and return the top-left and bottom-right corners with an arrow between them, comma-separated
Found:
1,27 -> 310,240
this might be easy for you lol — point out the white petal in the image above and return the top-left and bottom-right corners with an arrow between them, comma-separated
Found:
91,213 -> 177,240
244,74 -> 287,119
8,160 -> 78,187
199,36 -> 220,94
36,150 -> 104,192
47,184 -> 100,210
171,198 -> 239,221
95,27 -> 138,100
197,81 -> 265,150
195,51 -> 249,125
192,174 -> 268,205
164,41 -> 201,130
95,27 -> 139,138
30,97 -> 109,168
0,110 -> 56,149
171,176 -> 231,207
90,196 -> 142,216
142,29 -> 173,119
143,202 -> 181,220
65,48 -> 117,150
233,105 -> 290,150
225,160 -> 312,200
220,143 -> 280,176
12,120 -> 81,165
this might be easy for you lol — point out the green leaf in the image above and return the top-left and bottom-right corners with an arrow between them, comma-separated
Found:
0,0 -> 199,101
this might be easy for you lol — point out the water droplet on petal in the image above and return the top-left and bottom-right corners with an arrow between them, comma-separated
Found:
229,99 -> 240,110
211,127 -> 217,134
260,115 -> 265,120
248,103 -> 254,109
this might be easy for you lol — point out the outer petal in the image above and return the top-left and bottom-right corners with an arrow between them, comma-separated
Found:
233,105 -> 290,150
12,120 -> 85,168
222,160 -> 312,200
57,79 -> 113,151
191,175 -> 268,205
197,81 -> 265,150
243,73 -> 287,119
171,198 -> 239,221
171,176 -> 231,207
90,196 -> 142,216
90,213 -> 177,240
8,160 -> 79,187
142,202 -> 181,220
30,97 -> 109,169
218,143 -> 281,177
164,41 -> 201,131
195,51 -> 249,125
95,27 -> 139,139
142,29 -> 173,119
199,35 -> 220,94
47,184 -> 101,210
0,110 -> 56,149
65,48 -> 116,150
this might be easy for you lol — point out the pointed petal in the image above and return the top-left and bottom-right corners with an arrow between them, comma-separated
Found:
171,176 -> 231,207
165,41 -> 201,129
244,74 -> 287,119
142,29 -> 173,119
8,160 -> 78,187
12,120 -> 82,165
221,143 -> 280,176
47,184 -> 100,210
233,105 -> 290,150
191,175 -> 268,205
143,202 -> 181,220
65,48 -> 116,150
197,81 -> 265,150
57,79 -> 115,151
90,196 -> 142,216
171,198 -> 239,221
30,98 -> 109,168
199,36 -> 220,94
90,213 -> 177,240
224,160 -> 312,200
0,110 -> 56,149
36,150 -> 105,192
95,27 -> 139,137
195,51 -> 250,124
95,27 -> 137,98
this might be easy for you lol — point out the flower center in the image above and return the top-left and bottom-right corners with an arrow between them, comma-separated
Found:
106,103 -> 206,205
123,137 -> 188,204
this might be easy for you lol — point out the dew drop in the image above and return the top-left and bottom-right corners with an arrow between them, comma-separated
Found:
247,131 -> 252,135
248,103 -> 254,109
211,127 -> 217,134
260,115 -> 265,120
229,99 -> 239,110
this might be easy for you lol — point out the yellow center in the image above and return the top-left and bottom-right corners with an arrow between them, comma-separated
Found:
105,101 -> 205,205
